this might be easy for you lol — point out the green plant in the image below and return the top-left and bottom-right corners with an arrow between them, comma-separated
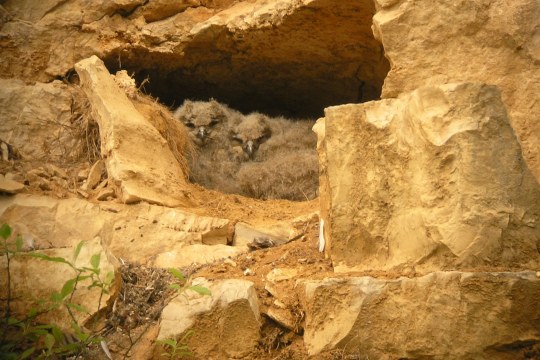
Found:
156,268 -> 211,359
157,330 -> 195,359
167,268 -> 211,298
0,223 -> 114,359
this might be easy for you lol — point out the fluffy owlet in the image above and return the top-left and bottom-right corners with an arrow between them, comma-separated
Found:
173,99 -> 239,147
230,113 -> 272,160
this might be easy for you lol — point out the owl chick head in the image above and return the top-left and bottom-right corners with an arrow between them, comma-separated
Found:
173,99 -> 227,145
231,113 -> 272,159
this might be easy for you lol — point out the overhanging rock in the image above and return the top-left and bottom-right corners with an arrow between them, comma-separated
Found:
317,83 -> 540,272
75,55 -> 192,207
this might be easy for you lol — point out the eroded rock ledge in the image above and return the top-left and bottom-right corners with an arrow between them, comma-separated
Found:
1,0 -> 389,117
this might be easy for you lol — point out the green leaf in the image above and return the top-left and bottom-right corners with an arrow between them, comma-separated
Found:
157,339 -> 177,347
169,284 -> 182,291
29,253 -> 71,265
51,325 -> 64,343
26,307 -> 38,318
28,328 -> 49,336
73,240 -> 85,262
105,271 -> 115,285
66,302 -> 89,314
60,278 -> 76,299
180,329 -> 195,342
50,291 -> 63,303
74,330 -> 89,342
19,347 -> 35,360
81,266 -> 100,275
90,253 -> 101,269
7,316 -> 21,325
15,235 -> 23,252
71,321 -> 89,342
87,279 -> 102,290
44,333 -> 55,352
0,223 -> 12,240
169,268 -> 185,282
188,285 -> 211,296
33,324 -> 54,330
58,342 -> 81,354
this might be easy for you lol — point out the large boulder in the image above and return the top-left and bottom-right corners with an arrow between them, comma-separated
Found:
318,83 -> 540,272
300,271 -> 540,359
372,0 -> 540,181
0,236 -> 115,330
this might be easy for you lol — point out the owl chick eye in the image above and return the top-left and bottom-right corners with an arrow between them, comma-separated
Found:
209,119 -> 220,127
231,135 -> 242,143
258,133 -> 271,143
184,122 -> 195,129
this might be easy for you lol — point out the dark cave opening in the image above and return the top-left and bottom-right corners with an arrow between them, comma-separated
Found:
101,0 -> 389,200
103,0 -> 389,119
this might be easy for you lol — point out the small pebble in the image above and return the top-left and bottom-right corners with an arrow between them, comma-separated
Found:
224,258 -> 237,267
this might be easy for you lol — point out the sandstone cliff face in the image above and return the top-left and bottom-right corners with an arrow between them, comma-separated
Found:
372,0 -> 540,181
1,0 -> 389,117
0,79 -> 81,161
1,0 -> 540,359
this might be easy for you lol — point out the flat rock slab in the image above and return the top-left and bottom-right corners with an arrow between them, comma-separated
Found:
0,174 -> 25,193
0,194 -> 231,265
234,222 -> 287,248
234,212 -> 318,248
152,244 -> 247,268
75,55 -> 192,207
300,271 -> 540,359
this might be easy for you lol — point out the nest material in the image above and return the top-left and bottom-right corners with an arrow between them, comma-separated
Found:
130,92 -> 194,179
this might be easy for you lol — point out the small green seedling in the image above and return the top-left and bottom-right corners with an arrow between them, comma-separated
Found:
157,268 -> 212,359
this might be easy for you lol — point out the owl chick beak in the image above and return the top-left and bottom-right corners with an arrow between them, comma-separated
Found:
244,140 -> 255,158
197,126 -> 207,140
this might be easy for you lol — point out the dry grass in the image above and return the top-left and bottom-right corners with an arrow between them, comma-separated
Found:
131,92 -> 194,179
71,88 -> 101,165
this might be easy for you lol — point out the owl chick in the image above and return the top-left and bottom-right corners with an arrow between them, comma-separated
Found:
174,99 -> 319,201
174,99 -> 243,193
173,99 -> 240,146
230,113 -> 272,160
